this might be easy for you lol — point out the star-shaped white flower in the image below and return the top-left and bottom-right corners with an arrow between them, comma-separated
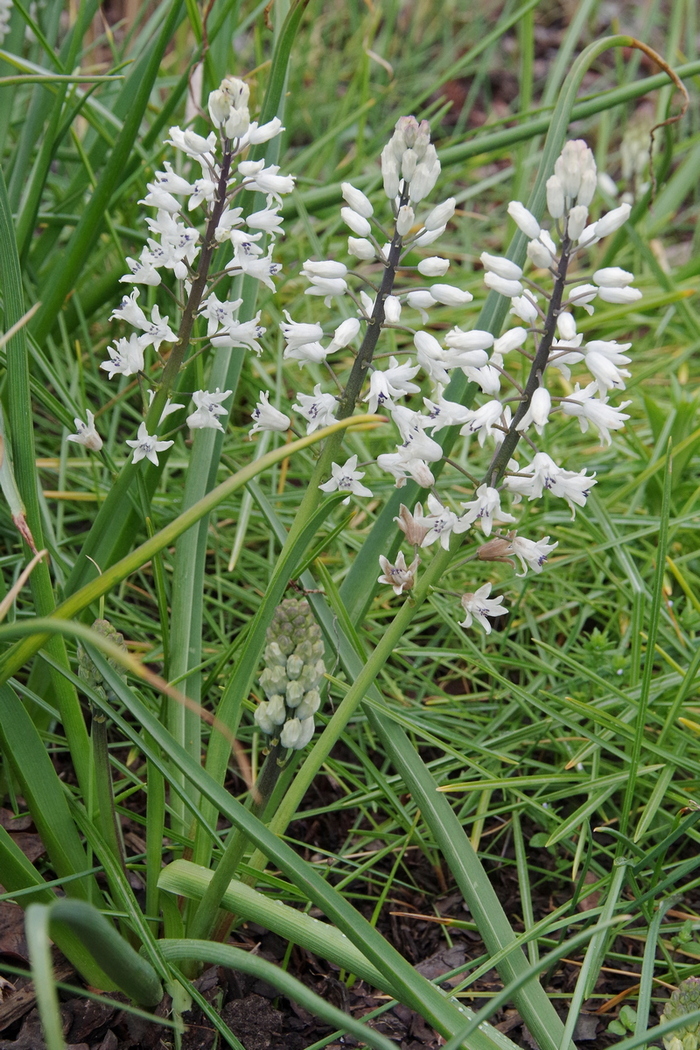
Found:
186,389 -> 232,432
459,584 -> 508,634
319,455 -> 373,504
126,423 -> 174,466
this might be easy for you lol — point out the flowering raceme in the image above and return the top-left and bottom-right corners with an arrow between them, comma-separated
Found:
75,75 -> 294,467
256,127 -> 639,637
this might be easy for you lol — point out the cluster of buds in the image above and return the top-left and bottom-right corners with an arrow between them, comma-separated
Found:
662,977 -> 700,1050
253,599 -> 326,751
248,124 -> 640,635
77,619 -> 128,702
0,1 -> 11,46
67,76 -> 294,462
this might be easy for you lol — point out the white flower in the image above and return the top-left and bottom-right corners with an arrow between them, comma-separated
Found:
396,205 -> 415,236
459,400 -> 505,446
423,390 -> 473,432
210,313 -> 265,354
510,293 -> 539,323
494,327 -> 528,355
199,293 -> 244,336
511,535 -> 557,576
444,327 -> 494,352
111,291 -> 177,352
421,494 -> 465,550
238,161 -> 295,199
560,383 -> 631,444
100,334 -> 147,378
428,283 -> 473,306
293,385 -> 337,434
250,392 -> 290,436
66,410 -> 102,451
378,551 -> 420,595
126,423 -> 174,466
480,252 -> 523,281
364,357 -> 420,413
459,584 -> 508,633
166,127 -> 217,159
507,201 -> 540,239
246,196 -> 284,233
423,198 -> 456,230
327,317 -> 361,353
418,256 -> 450,277
280,311 -> 325,349
384,295 -> 402,324
484,272 -> 524,298
283,341 -> 329,365
318,455 -> 373,504
341,182 -> 373,218
459,484 -> 515,537
348,237 -> 376,260
503,452 -> 596,515
186,388 -> 232,432
341,207 -> 372,237
594,202 -> 631,237
516,386 -> 552,435
147,389 -> 185,425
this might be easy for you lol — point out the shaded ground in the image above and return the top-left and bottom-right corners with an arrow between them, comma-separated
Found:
0,790 -> 673,1050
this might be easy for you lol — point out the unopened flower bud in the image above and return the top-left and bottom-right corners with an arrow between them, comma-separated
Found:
384,295 -> 402,323
477,534 -> 516,563
595,202 -> 631,237
481,252 -> 522,281
341,207 -> 371,237
418,256 -> 449,277
341,182 -> 373,218
546,175 -> 565,218
396,204 -> 415,237
348,237 -> 376,260
424,197 -> 456,230
507,201 -> 540,239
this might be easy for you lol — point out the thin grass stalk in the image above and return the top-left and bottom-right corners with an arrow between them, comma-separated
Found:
618,448 -> 673,841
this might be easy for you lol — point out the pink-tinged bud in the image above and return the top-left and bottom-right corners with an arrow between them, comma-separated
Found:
341,182 -> 374,218
507,201 -> 540,239
394,503 -> 431,545
477,534 -> 516,563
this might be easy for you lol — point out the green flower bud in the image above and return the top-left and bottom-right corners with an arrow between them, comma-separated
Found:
663,978 -> 700,1050
77,619 -> 128,701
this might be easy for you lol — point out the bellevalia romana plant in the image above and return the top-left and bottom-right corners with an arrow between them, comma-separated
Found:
0,17 -> 692,1049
